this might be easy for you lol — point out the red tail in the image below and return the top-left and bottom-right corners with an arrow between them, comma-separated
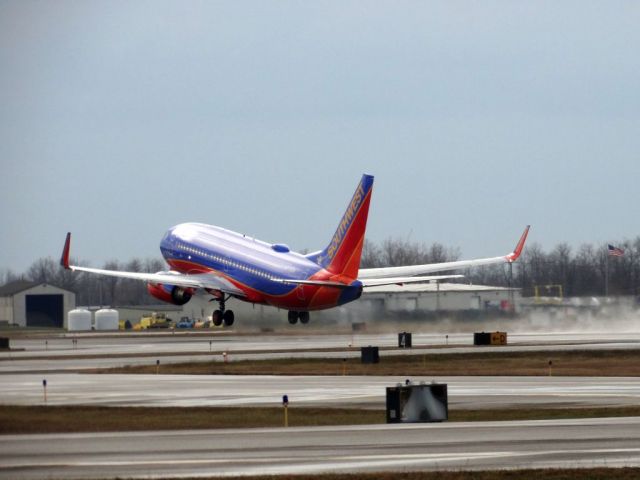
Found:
309,174 -> 374,278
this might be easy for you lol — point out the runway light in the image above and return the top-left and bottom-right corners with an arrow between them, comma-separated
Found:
156,359 -> 160,375
42,379 -> 47,403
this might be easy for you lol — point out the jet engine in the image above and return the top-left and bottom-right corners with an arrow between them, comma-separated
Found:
147,283 -> 194,306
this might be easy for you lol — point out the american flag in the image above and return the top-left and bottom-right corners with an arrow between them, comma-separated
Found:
608,244 -> 624,257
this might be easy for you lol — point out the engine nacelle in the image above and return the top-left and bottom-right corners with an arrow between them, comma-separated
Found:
147,283 -> 194,306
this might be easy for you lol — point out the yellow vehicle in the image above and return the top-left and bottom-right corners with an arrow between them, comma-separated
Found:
138,312 -> 172,329
118,320 -> 132,330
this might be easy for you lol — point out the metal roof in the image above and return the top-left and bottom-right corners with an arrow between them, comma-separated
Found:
0,281 -> 75,296
363,282 -> 515,295
0,280 -> 39,296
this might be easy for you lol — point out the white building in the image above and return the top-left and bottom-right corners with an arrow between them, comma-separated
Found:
361,282 -> 520,313
0,281 -> 76,328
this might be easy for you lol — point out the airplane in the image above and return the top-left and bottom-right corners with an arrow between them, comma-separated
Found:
60,174 -> 529,326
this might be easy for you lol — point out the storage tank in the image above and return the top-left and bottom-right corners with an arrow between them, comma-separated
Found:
95,309 -> 119,331
68,309 -> 92,331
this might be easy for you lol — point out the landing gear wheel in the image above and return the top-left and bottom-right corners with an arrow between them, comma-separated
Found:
299,312 -> 310,324
211,294 -> 235,327
287,311 -> 298,325
223,310 -> 235,327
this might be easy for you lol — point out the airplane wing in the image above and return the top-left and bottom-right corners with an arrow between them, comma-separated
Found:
60,233 -> 246,296
358,225 -> 530,280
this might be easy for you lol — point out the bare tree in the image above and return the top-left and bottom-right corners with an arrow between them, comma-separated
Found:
360,240 -> 383,268
27,258 -> 58,284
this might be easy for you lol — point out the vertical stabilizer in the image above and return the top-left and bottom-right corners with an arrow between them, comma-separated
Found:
307,174 -> 374,278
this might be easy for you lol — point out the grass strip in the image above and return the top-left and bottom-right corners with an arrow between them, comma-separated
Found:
3,405 -> 640,435
0,406 -> 381,434
112,469 -> 640,480
96,349 -> 640,376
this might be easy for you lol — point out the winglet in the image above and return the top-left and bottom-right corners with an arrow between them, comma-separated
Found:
60,232 -> 71,269
506,225 -> 530,263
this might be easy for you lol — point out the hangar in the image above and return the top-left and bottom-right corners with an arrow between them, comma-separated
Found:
0,281 -> 76,328
361,282 -> 520,313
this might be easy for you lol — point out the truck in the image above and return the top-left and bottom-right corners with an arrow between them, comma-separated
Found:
136,312 -> 173,330
175,316 -> 195,329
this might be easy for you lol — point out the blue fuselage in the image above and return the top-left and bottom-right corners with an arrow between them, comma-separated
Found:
159,223 -> 362,309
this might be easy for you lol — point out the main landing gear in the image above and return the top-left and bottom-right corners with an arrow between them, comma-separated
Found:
287,311 -> 310,325
211,295 -> 234,327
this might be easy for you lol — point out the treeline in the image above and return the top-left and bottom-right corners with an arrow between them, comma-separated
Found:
1,257 -> 165,306
2,236 -> 639,306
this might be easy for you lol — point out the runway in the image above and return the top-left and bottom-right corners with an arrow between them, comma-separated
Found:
2,417 -> 640,479
2,373 -> 639,409
2,331 -> 640,373
2,331 -> 640,478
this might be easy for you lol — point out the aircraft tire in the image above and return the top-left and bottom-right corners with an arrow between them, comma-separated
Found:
299,312 -> 310,324
212,310 -> 223,326
223,310 -> 235,327
287,311 -> 298,325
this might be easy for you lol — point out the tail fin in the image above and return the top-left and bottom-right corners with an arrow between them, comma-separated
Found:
307,174 -> 374,278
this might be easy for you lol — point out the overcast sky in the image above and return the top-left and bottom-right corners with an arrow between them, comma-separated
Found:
1,1 -> 639,274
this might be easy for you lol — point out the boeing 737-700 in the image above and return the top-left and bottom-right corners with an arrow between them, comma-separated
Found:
60,174 -> 529,325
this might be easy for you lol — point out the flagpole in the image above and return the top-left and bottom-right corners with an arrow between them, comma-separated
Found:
605,247 -> 609,297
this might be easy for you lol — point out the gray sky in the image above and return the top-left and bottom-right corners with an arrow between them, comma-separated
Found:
1,1 -> 639,273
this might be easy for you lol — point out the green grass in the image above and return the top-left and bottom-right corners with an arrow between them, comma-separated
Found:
48,469 -> 640,480
151,471 -> 640,480
3,405 -> 640,435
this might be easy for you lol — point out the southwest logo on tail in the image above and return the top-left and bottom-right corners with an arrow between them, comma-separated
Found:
60,174 -> 529,325
310,174 -> 373,278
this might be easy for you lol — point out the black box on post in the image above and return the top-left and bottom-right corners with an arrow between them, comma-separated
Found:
474,332 -> 491,345
398,332 -> 412,348
361,346 -> 379,364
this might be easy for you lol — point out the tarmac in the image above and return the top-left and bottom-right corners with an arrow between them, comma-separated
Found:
1,330 -> 640,478
2,417 -> 640,479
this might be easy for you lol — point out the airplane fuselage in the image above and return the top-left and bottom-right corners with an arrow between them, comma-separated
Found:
159,223 -> 363,311
59,174 -> 527,327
